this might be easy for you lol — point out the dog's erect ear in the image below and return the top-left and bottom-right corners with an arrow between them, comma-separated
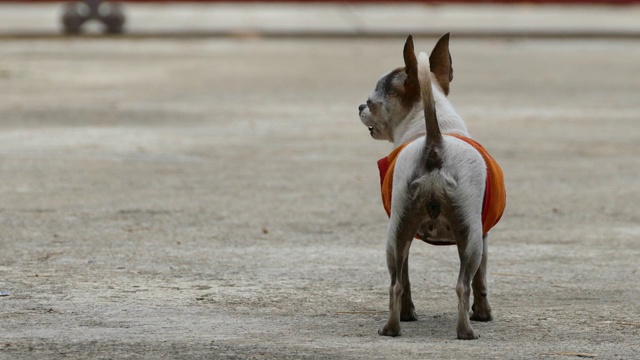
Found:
429,33 -> 453,95
402,35 -> 420,104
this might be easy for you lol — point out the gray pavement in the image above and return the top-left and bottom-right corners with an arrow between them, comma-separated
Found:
1,2 -> 640,37
0,35 -> 639,359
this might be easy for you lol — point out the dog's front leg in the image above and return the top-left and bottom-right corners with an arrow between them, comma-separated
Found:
455,226 -> 483,340
470,234 -> 493,322
378,212 -> 423,337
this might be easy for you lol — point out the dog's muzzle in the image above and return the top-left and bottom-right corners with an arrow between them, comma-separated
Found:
358,104 -> 374,136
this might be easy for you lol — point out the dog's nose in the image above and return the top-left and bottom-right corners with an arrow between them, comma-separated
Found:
358,104 -> 366,113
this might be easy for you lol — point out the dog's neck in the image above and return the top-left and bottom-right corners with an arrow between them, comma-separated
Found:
392,85 -> 469,148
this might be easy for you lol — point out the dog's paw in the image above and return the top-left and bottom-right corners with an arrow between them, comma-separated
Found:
400,307 -> 418,322
456,328 -> 479,340
470,311 -> 493,322
470,303 -> 493,322
378,324 -> 401,337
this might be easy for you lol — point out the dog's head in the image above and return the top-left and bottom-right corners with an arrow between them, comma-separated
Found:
358,34 -> 454,142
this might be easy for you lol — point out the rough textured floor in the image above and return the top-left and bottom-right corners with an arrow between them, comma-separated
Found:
0,37 -> 639,359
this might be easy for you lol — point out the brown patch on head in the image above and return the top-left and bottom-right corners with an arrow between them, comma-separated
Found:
402,35 -> 420,108
381,67 -> 406,96
376,67 -> 416,112
429,33 -> 454,96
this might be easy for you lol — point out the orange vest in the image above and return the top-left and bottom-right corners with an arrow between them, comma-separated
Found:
377,134 -> 506,238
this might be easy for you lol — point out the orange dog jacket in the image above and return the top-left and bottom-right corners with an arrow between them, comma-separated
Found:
377,134 -> 506,238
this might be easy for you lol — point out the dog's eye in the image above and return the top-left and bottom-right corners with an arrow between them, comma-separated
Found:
367,100 -> 379,113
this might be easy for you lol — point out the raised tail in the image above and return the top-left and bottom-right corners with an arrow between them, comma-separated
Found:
417,52 -> 443,171
403,38 -> 447,220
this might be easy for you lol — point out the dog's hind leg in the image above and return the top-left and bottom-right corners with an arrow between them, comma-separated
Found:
454,225 -> 483,340
400,252 -> 419,322
470,234 -> 493,322
378,210 -> 424,337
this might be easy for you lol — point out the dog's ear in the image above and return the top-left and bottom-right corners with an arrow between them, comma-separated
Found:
402,35 -> 420,104
429,33 -> 453,95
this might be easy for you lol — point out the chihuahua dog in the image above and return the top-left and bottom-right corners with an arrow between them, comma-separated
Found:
358,34 -> 506,339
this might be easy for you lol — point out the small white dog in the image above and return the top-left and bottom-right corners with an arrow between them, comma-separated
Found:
358,34 -> 506,339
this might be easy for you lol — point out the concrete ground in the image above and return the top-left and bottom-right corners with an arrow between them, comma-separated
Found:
0,31 -> 639,360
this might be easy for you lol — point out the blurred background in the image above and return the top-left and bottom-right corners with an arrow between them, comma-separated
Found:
1,0 -> 639,38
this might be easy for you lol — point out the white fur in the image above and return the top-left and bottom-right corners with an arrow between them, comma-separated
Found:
390,136 -> 485,245
391,53 -> 469,148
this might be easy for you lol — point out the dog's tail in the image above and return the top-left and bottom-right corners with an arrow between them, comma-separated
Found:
411,52 -> 447,220
417,52 -> 443,171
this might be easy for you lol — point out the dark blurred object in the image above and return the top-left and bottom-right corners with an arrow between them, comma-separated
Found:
62,0 -> 125,34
